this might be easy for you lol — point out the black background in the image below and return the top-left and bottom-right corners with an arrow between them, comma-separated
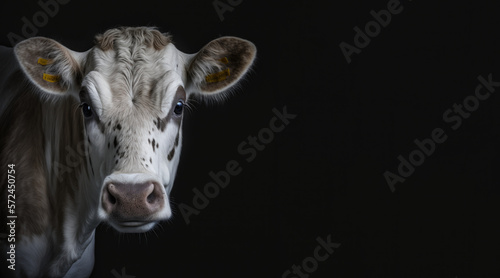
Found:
1,0 -> 500,277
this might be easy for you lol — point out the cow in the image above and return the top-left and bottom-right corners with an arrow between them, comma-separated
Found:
0,27 -> 256,278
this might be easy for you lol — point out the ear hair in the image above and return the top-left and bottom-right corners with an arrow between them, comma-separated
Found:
186,36 -> 256,96
187,43 -> 227,87
14,37 -> 82,95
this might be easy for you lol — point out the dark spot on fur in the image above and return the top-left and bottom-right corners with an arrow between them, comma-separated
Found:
156,117 -> 161,130
116,146 -> 121,154
120,152 -> 125,159
168,147 -> 175,160
158,116 -> 167,132
108,142 -> 110,149
152,139 -> 156,152
153,119 -> 157,126
150,157 -> 152,164
142,158 -> 145,161
174,133 -> 179,146
87,137 -> 91,145
115,159 -> 118,164
156,143 -> 159,149
97,121 -> 105,134
116,123 -> 121,130
148,138 -> 151,144
114,136 -> 118,148
145,164 -> 149,167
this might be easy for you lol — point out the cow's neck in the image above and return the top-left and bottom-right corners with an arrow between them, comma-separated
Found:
41,94 -> 100,276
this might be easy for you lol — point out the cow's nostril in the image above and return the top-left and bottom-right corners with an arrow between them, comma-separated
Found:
108,189 -> 117,205
102,184 -> 118,214
146,186 -> 158,204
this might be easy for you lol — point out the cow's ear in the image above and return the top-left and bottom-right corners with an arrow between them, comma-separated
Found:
14,37 -> 84,95
185,36 -> 256,96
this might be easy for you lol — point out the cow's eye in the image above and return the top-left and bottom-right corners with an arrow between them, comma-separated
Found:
80,103 -> 93,118
174,100 -> 184,115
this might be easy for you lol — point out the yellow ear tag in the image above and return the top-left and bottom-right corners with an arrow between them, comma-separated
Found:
219,57 -> 229,64
38,58 -> 53,66
43,73 -> 61,83
205,68 -> 230,83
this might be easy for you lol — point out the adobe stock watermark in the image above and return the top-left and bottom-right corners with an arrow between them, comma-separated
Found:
53,139 -> 88,182
178,105 -> 297,225
282,235 -> 341,278
339,0 -> 411,64
212,0 -> 243,21
384,73 -> 500,192
6,0 -> 71,46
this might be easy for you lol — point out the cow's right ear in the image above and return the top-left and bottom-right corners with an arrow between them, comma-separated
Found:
14,37 -> 85,95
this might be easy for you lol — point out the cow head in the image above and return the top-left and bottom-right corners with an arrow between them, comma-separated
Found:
13,27 -> 256,232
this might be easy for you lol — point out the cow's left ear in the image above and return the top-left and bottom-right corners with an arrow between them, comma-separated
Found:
14,37 -> 84,95
185,36 -> 256,96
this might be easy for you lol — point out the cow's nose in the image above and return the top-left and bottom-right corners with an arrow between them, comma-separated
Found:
102,181 -> 164,219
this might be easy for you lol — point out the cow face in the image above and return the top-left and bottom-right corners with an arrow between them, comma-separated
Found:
14,27 -> 256,233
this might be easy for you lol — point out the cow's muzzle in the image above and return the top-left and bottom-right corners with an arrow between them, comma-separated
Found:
102,180 -> 165,232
